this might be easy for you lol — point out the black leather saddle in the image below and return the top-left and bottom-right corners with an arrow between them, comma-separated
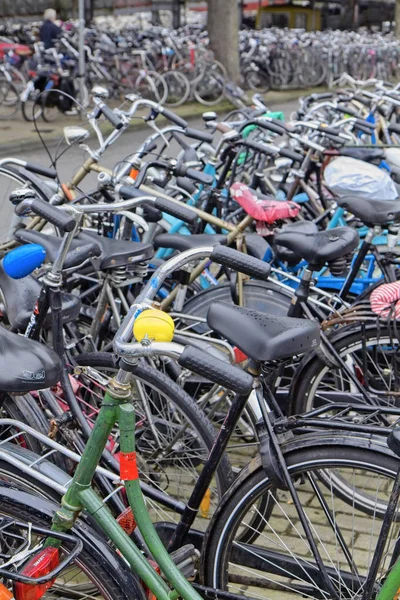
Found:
80,231 -> 153,269
0,326 -> 61,393
0,263 -> 81,332
338,148 -> 384,163
274,226 -> 359,268
15,230 -> 153,271
207,303 -> 320,361
274,221 -> 319,264
154,233 -> 227,252
336,197 -> 400,226
15,230 -> 102,270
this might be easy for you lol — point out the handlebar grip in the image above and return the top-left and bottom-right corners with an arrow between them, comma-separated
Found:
335,104 -> 359,118
317,124 -> 341,136
323,132 -> 346,146
310,92 -> 333,101
184,168 -> 214,186
256,120 -> 286,135
100,104 -> 124,130
242,139 -> 276,156
30,199 -> 76,231
353,94 -> 371,106
178,346 -> 253,395
353,123 -> 374,135
25,162 -> 58,179
160,107 -> 188,128
154,197 -> 197,224
184,127 -> 214,144
118,186 -> 145,200
278,147 -> 304,163
216,122 -> 234,134
355,118 -> 375,130
210,245 -> 270,281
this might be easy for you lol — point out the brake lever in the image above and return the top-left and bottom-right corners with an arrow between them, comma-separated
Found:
146,118 -> 169,147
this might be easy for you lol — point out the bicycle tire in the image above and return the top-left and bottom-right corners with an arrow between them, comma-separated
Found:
202,433 -> 400,599
135,70 -> 168,104
244,68 -> 270,93
163,70 -> 191,107
183,281 -> 292,331
0,77 -> 19,119
291,325 -> 398,416
21,92 -> 43,122
0,483 -> 145,600
74,354 -> 233,521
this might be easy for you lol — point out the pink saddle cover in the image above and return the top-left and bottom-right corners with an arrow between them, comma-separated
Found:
370,281 -> 400,318
230,182 -> 300,225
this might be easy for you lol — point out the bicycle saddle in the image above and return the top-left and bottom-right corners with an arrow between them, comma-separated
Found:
79,231 -> 154,269
0,263 -> 81,332
207,303 -> 319,361
15,230 -> 153,270
230,182 -> 300,224
338,147 -> 384,163
154,233 -> 227,252
15,230 -> 102,270
0,326 -> 61,393
274,226 -> 359,268
336,197 -> 400,226
274,221 -> 319,264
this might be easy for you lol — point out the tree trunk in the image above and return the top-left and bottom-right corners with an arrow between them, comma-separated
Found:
207,0 -> 240,83
395,0 -> 400,37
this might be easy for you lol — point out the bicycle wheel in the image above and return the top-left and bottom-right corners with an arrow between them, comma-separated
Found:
163,70 -> 191,107
21,87 -> 43,122
134,70 -> 167,104
202,433 -> 400,599
0,77 -> 19,119
243,68 -> 270,94
292,325 -> 399,417
193,63 -> 225,106
0,483 -> 145,600
73,353 -> 233,526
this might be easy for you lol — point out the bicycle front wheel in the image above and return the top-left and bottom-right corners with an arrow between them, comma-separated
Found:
0,483 -> 145,600
74,354 -> 233,526
202,433 -> 400,600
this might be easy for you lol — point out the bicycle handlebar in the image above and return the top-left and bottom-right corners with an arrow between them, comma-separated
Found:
15,197 -> 76,232
114,245 -> 270,358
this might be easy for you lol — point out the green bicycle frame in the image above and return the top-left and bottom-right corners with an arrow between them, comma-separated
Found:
46,376 -> 203,600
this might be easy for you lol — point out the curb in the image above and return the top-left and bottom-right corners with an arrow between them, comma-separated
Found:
0,88 -> 326,157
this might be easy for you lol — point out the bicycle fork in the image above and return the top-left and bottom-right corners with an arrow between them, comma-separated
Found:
35,375 -> 204,600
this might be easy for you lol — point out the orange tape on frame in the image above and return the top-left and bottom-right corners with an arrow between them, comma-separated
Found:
120,452 -> 139,481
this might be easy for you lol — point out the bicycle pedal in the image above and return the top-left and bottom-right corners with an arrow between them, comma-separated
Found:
167,544 -> 200,580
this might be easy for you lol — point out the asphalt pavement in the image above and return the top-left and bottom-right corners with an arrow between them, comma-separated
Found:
0,98 -> 300,240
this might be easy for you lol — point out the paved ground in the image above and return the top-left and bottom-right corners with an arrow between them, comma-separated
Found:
0,97 -> 299,240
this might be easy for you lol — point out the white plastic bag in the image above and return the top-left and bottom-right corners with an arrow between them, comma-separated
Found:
324,156 -> 398,200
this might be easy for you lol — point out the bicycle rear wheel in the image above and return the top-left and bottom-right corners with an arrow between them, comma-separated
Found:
203,433 -> 400,599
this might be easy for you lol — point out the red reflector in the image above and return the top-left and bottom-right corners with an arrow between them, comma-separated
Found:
234,347 -> 248,363
14,547 -> 59,600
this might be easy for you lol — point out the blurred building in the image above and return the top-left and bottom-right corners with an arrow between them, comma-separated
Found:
0,0 -> 395,30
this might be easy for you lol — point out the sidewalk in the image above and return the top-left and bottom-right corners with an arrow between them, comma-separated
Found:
0,87 -> 327,157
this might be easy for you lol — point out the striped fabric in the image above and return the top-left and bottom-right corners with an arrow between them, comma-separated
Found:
370,281 -> 400,318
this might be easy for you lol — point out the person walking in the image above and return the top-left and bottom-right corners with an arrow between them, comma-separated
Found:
39,9 -> 62,49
